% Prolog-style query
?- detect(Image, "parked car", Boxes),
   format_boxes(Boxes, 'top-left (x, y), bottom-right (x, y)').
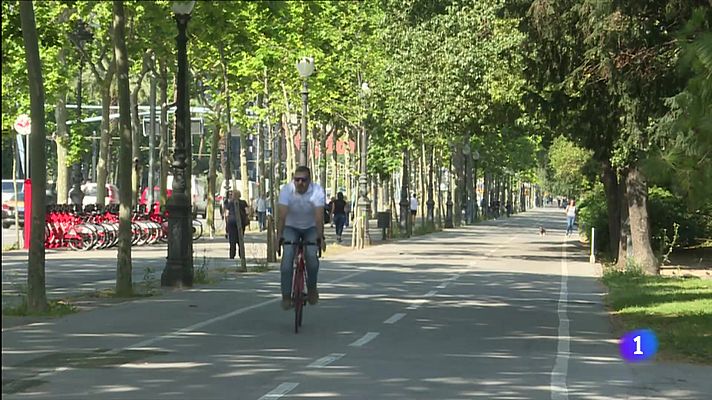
top-left (2, 179), bottom-right (24, 203)
top-left (2, 192), bottom-right (24, 228)
top-left (68, 183), bottom-right (120, 206)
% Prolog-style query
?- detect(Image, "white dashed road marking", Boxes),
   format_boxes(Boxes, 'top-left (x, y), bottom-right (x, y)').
top-left (307, 353), bottom-right (346, 368)
top-left (349, 332), bottom-right (380, 347)
top-left (383, 313), bottom-right (406, 324)
top-left (259, 382), bottom-right (299, 400)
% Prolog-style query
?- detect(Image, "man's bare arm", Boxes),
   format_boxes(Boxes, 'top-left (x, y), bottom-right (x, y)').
top-left (314, 206), bottom-right (324, 240)
top-left (277, 204), bottom-right (288, 239)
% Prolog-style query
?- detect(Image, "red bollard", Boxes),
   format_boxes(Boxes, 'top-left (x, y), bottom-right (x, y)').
top-left (23, 178), bottom-right (31, 249)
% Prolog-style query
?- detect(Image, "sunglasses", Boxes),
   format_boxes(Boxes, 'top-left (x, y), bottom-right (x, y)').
top-left (293, 177), bottom-right (309, 183)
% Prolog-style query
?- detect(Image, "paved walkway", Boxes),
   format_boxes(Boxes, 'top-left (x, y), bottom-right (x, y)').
top-left (2, 208), bottom-right (711, 399)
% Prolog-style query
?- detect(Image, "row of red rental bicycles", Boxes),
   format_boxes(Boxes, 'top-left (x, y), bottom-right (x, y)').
top-left (44, 204), bottom-right (203, 251)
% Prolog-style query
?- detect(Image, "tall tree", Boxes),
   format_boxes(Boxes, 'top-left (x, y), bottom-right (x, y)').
top-left (113, 0), bottom-right (133, 296)
top-left (19, 0), bottom-right (48, 313)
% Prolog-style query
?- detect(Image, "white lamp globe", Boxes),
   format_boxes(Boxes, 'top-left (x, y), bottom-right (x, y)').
top-left (296, 57), bottom-right (315, 78)
top-left (172, 1), bottom-right (195, 15)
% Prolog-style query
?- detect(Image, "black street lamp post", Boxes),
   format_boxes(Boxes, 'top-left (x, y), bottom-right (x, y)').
top-left (399, 150), bottom-right (410, 237)
top-left (445, 156), bottom-right (454, 229)
top-left (68, 20), bottom-right (93, 207)
top-left (296, 57), bottom-right (314, 167)
top-left (162, 0), bottom-right (195, 288)
top-left (462, 139), bottom-right (472, 225)
top-left (426, 150), bottom-right (435, 227)
top-left (357, 81), bottom-right (371, 247)
top-left (472, 149), bottom-right (480, 222)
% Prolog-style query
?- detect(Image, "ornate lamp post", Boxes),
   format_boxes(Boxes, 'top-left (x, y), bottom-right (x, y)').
top-left (162, 0), bottom-right (195, 288)
top-left (472, 149), bottom-right (480, 222)
top-left (296, 57), bottom-right (314, 167)
top-left (445, 143), bottom-right (454, 228)
top-left (462, 140), bottom-right (471, 225)
top-left (357, 81), bottom-right (371, 247)
top-left (68, 20), bottom-right (93, 207)
top-left (426, 150), bottom-right (435, 227)
top-left (399, 150), bottom-right (410, 237)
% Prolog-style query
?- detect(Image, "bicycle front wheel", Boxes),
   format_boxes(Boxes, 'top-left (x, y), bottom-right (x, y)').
top-left (293, 257), bottom-right (306, 334)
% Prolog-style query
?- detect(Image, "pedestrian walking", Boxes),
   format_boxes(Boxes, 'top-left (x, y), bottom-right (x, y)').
top-left (327, 196), bottom-right (336, 228)
top-left (256, 194), bottom-right (267, 232)
top-left (224, 190), bottom-right (249, 259)
top-left (565, 199), bottom-right (577, 237)
top-left (410, 193), bottom-right (418, 224)
top-left (331, 192), bottom-right (347, 243)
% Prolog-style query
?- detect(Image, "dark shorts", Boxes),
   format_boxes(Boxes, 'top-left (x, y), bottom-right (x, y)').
top-left (410, 210), bottom-right (416, 216)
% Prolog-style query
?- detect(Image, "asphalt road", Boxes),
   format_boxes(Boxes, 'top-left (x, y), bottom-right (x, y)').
top-left (2, 208), bottom-right (711, 399)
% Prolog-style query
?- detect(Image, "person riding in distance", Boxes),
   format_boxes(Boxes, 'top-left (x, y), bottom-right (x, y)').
top-left (276, 166), bottom-right (326, 310)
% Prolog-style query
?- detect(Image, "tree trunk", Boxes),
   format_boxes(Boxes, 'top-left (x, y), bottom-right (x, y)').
top-left (319, 124), bottom-right (328, 198)
top-left (239, 125), bottom-right (249, 199)
top-left (601, 161), bottom-right (620, 258)
top-left (206, 121), bottom-right (220, 237)
top-left (158, 61), bottom-right (169, 208)
top-left (625, 166), bottom-right (658, 273)
top-left (331, 128), bottom-right (338, 199)
top-left (344, 130), bottom-right (352, 201)
top-left (20, 0), bottom-right (48, 313)
top-left (55, 91), bottom-right (70, 205)
top-left (95, 77), bottom-right (114, 206)
top-left (55, 47), bottom-right (70, 205)
top-left (130, 55), bottom-right (151, 207)
top-left (280, 83), bottom-right (296, 180)
top-left (113, 0), bottom-right (133, 296)
top-left (617, 174), bottom-right (630, 268)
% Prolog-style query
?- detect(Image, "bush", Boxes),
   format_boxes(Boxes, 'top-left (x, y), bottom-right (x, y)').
top-left (647, 186), bottom-right (705, 249)
top-left (577, 183), bottom-right (610, 253)
top-left (577, 184), bottom-right (710, 259)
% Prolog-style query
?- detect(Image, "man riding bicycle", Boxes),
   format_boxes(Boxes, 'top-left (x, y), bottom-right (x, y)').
top-left (276, 166), bottom-right (326, 310)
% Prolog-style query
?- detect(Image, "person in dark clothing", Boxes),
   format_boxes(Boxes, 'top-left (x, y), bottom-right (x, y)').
top-left (224, 190), bottom-right (249, 259)
top-left (331, 192), bottom-right (348, 243)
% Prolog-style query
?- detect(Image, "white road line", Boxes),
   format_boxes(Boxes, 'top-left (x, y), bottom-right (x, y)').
top-left (116, 270), bottom-right (367, 352)
top-left (551, 238), bottom-right (570, 400)
top-left (349, 332), bottom-right (379, 347)
top-left (436, 282), bottom-right (449, 289)
top-left (406, 303), bottom-right (421, 310)
top-left (383, 313), bottom-right (406, 324)
top-left (425, 290), bottom-right (437, 297)
top-left (307, 353), bottom-right (346, 368)
top-left (259, 382), bottom-right (299, 400)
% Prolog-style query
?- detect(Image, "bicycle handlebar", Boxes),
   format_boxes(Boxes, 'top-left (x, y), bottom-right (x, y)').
top-left (278, 238), bottom-right (323, 258)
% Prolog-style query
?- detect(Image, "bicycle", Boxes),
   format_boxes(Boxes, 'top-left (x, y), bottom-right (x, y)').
top-left (279, 237), bottom-right (322, 334)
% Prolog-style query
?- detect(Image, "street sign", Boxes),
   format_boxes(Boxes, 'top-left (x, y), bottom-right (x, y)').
top-left (14, 114), bottom-right (31, 135)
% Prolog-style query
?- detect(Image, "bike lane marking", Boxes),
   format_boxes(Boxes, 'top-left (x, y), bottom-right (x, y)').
top-left (349, 332), bottom-right (380, 347)
top-left (119, 269), bottom-right (367, 352)
top-left (383, 313), bottom-right (406, 324)
top-left (258, 382), bottom-right (299, 400)
top-left (307, 353), bottom-right (346, 368)
top-left (550, 238), bottom-right (570, 400)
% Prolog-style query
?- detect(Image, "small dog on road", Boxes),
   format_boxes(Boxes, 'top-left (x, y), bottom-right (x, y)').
top-left (539, 226), bottom-right (547, 236)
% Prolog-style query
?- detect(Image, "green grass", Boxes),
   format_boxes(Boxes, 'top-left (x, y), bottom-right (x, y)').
top-left (602, 268), bottom-right (712, 364)
top-left (3, 299), bottom-right (78, 317)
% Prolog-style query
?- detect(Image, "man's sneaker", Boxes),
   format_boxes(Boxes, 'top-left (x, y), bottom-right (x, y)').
top-left (281, 295), bottom-right (293, 310)
top-left (307, 288), bottom-right (319, 305)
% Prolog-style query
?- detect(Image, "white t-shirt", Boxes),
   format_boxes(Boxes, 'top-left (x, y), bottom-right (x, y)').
top-left (410, 197), bottom-right (418, 211)
top-left (278, 182), bottom-right (325, 229)
top-left (566, 205), bottom-right (576, 217)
